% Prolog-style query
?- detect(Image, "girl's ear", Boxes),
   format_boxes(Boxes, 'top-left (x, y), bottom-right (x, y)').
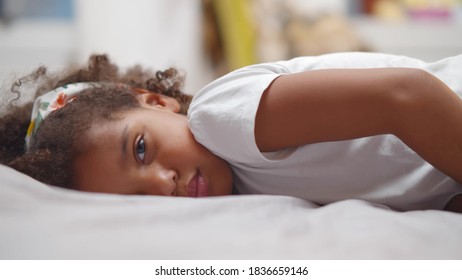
top-left (134, 90), bottom-right (180, 113)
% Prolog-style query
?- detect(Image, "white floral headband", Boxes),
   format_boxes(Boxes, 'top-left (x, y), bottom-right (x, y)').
top-left (25, 82), bottom-right (96, 149)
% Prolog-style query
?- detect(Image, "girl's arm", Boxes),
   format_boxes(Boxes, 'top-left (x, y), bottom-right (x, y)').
top-left (255, 68), bottom-right (462, 185)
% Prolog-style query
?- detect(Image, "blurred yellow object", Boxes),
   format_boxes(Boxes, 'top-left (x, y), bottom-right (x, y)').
top-left (402, 0), bottom-right (456, 9)
top-left (373, 0), bottom-right (406, 20)
top-left (212, 0), bottom-right (256, 70)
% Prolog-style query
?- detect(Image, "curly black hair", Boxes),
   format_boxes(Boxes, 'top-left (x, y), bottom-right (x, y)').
top-left (0, 54), bottom-right (191, 188)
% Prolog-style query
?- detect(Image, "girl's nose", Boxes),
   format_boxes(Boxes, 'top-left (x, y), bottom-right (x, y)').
top-left (142, 166), bottom-right (178, 196)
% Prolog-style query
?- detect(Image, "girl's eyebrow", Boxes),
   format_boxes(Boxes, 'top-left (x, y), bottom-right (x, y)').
top-left (121, 125), bottom-right (130, 166)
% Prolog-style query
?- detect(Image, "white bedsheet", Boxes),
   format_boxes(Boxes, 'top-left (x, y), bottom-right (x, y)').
top-left (1, 164), bottom-right (461, 259)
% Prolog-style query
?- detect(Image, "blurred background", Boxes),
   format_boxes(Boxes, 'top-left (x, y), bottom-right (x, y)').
top-left (1, 0), bottom-right (461, 93)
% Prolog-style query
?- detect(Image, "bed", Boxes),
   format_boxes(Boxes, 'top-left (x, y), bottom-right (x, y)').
top-left (1, 164), bottom-right (461, 259)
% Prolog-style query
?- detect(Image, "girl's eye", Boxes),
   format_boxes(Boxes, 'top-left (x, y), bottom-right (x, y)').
top-left (135, 137), bottom-right (146, 163)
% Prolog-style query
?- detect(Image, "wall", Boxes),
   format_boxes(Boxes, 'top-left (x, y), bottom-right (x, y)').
top-left (75, 0), bottom-right (212, 93)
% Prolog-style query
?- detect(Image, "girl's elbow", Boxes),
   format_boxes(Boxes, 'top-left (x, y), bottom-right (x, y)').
top-left (390, 68), bottom-right (457, 137)
top-left (394, 68), bottom-right (453, 110)
top-left (391, 69), bottom-right (433, 106)
top-left (388, 69), bottom-right (437, 133)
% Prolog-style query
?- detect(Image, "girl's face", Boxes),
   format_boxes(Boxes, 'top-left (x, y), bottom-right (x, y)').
top-left (72, 93), bottom-right (233, 197)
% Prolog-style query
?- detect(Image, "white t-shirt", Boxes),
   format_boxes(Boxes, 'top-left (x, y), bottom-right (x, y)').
top-left (188, 52), bottom-right (462, 211)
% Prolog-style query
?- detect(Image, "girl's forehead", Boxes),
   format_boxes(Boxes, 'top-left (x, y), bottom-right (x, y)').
top-left (84, 108), bottom-right (146, 139)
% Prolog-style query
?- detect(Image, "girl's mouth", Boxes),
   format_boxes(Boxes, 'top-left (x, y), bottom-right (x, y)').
top-left (187, 171), bottom-right (209, 197)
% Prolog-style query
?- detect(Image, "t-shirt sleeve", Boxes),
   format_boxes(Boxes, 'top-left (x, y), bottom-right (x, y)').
top-left (188, 62), bottom-right (290, 164)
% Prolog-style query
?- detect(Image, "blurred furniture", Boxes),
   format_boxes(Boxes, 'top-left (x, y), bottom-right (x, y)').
top-left (352, 17), bottom-right (462, 61)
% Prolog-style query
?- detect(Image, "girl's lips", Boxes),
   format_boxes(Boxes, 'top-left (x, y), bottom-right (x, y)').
top-left (187, 171), bottom-right (209, 197)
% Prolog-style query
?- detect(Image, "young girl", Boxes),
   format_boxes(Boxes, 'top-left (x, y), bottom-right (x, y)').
top-left (1, 53), bottom-right (461, 212)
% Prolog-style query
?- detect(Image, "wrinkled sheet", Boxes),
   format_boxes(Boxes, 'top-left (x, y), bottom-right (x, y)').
top-left (0, 165), bottom-right (461, 259)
